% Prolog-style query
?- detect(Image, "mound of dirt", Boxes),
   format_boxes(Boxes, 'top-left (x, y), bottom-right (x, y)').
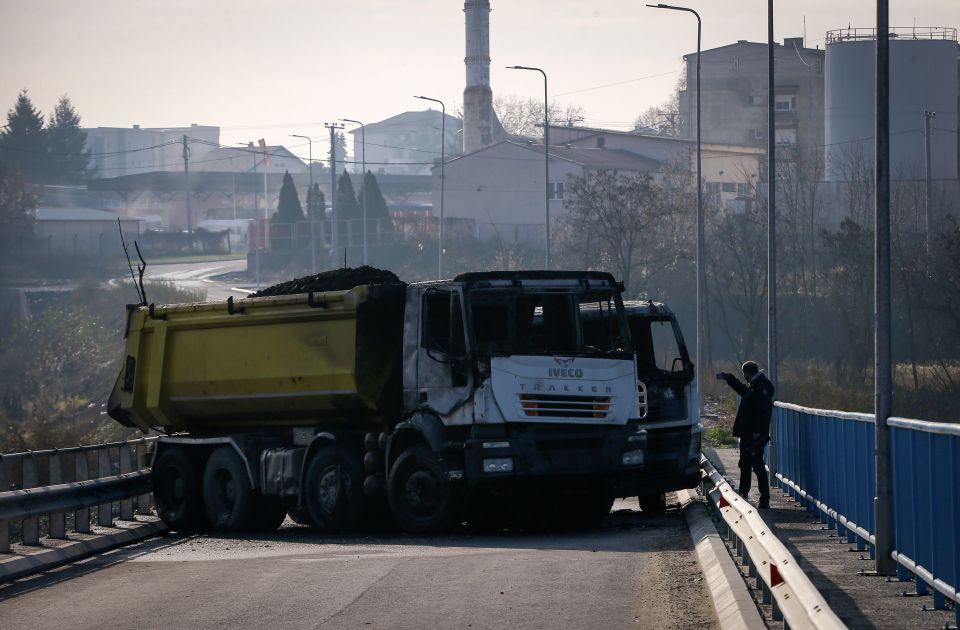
top-left (251, 266), bottom-right (404, 297)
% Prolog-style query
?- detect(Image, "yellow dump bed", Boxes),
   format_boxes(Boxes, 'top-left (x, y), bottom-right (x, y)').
top-left (108, 284), bottom-right (405, 433)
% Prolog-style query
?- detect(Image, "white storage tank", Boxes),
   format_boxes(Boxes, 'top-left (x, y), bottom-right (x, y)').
top-left (824, 27), bottom-right (958, 181)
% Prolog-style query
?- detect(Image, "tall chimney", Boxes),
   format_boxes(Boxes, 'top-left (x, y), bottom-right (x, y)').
top-left (463, 0), bottom-right (494, 154)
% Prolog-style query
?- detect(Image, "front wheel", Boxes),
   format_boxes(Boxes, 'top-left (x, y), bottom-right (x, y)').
top-left (387, 445), bottom-right (459, 535)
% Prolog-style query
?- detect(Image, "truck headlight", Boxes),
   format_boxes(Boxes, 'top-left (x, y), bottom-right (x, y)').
top-left (482, 458), bottom-right (514, 473)
top-left (621, 450), bottom-right (644, 466)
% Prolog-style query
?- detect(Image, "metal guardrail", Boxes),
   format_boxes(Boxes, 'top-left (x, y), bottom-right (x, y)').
top-left (700, 455), bottom-right (845, 629)
top-left (772, 403), bottom-right (960, 627)
top-left (0, 438), bottom-right (156, 552)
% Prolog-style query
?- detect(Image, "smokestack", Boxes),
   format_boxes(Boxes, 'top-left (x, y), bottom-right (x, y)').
top-left (463, 0), bottom-right (494, 154)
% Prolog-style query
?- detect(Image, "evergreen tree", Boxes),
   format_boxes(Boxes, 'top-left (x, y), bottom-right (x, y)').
top-left (46, 95), bottom-right (91, 184)
top-left (0, 90), bottom-right (47, 183)
top-left (270, 171), bottom-right (304, 250)
top-left (0, 163), bottom-right (38, 252)
top-left (305, 182), bottom-right (325, 220)
top-left (336, 170), bottom-right (360, 220)
top-left (358, 170), bottom-right (393, 234)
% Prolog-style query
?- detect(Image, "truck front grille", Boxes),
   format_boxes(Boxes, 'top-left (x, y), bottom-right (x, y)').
top-left (519, 394), bottom-right (612, 419)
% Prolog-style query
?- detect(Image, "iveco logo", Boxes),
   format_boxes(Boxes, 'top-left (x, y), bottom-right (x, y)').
top-left (549, 368), bottom-right (584, 378)
top-left (554, 357), bottom-right (575, 368)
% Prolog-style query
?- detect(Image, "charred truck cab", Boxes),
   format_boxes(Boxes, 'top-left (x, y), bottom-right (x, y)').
top-left (395, 272), bottom-right (647, 528)
top-left (109, 270), bottom-right (669, 535)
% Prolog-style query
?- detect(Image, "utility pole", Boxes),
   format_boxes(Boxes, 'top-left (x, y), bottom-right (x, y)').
top-left (766, 0), bottom-right (778, 479)
top-left (874, 0), bottom-right (895, 576)
top-left (414, 96), bottom-right (446, 279)
top-left (923, 110), bottom-right (936, 254)
top-left (341, 119), bottom-right (367, 265)
top-left (182, 135), bottom-right (192, 233)
top-left (326, 123), bottom-right (345, 260)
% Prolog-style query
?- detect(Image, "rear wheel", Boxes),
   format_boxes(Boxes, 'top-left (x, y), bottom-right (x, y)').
top-left (153, 447), bottom-right (205, 531)
top-left (303, 446), bottom-right (363, 531)
top-left (203, 446), bottom-right (258, 531)
top-left (387, 445), bottom-right (459, 535)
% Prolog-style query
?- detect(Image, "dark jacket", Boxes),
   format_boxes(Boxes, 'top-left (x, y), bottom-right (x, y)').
top-left (724, 372), bottom-right (775, 438)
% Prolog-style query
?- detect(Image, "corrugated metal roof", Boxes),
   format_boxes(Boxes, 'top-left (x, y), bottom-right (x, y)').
top-left (34, 207), bottom-right (143, 222)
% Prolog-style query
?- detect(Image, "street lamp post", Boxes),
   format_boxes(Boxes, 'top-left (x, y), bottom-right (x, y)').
top-left (341, 119), bottom-right (368, 265)
top-left (238, 142), bottom-right (262, 288)
top-left (414, 95), bottom-right (446, 279)
top-left (290, 134), bottom-right (316, 274)
top-left (648, 3), bottom-right (703, 411)
top-left (507, 65), bottom-right (550, 269)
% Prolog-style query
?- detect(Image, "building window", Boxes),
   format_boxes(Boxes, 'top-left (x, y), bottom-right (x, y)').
top-left (548, 182), bottom-right (564, 200)
top-left (733, 58), bottom-right (740, 70)
top-left (737, 183), bottom-right (750, 195)
top-left (815, 59), bottom-right (823, 72)
top-left (706, 182), bottom-right (721, 194)
top-left (775, 128), bottom-right (798, 145)
top-left (722, 182), bottom-right (736, 194)
top-left (753, 129), bottom-right (764, 141)
top-left (775, 94), bottom-right (797, 112)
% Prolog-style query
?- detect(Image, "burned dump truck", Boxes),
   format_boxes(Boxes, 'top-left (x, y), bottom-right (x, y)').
top-left (108, 268), bottom-right (692, 534)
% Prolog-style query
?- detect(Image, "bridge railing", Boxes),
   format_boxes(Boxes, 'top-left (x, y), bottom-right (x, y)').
top-left (772, 403), bottom-right (960, 621)
top-left (0, 437), bottom-right (156, 552)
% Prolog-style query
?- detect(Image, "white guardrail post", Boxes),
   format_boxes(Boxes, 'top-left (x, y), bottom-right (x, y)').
top-left (701, 454), bottom-right (846, 630)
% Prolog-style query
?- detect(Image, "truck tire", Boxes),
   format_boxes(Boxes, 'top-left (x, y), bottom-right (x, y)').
top-left (387, 445), bottom-right (458, 535)
top-left (303, 446), bottom-right (363, 531)
top-left (639, 492), bottom-right (667, 513)
top-left (153, 447), bottom-right (205, 531)
top-left (286, 502), bottom-right (315, 526)
top-left (202, 446), bottom-right (258, 531)
top-left (556, 492), bottom-right (613, 530)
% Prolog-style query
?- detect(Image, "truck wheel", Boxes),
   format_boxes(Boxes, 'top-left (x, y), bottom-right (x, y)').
top-left (387, 445), bottom-right (458, 535)
top-left (559, 493), bottom-right (613, 530)
top-left (203, 446), bottom-right (257, 531)
top-left (153, 447), bottom-right (204, 531)
top-left (286, 502), bottom-right (315, 526)
top-left (304, 446), bottom-right (363, 531)
top-left (639, 492), bottom-right (667, 513)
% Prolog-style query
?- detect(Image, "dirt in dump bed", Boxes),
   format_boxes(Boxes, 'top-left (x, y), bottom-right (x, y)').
top-left (251, 266), bottom-right (404, 297)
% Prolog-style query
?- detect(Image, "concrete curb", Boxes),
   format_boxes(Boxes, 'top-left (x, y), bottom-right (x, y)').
top-left (0, 517), bottom-right (168, 582)
top-left (678, 488), bottom-right (766, 630)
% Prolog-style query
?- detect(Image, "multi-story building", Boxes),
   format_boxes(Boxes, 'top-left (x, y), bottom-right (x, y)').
top-left (349, 110), bottom-right (462, 176)
top-left (678, 38), bottom-right (825, 162)
top-left (83, 124), bottom-right (220, 178)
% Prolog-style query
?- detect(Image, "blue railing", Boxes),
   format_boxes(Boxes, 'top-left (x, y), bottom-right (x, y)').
top-left (772, 402), bottom-right (959, 624)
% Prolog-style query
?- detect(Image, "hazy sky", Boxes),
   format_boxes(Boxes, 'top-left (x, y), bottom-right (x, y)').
top-left (1, 1), bottom-right (955, 162)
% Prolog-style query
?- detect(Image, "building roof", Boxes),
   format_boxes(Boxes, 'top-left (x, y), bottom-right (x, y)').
top-left (34, 207), bottom-right (144, 222)
top-left (191, 145), bottom-right (305, 173)
top-left (357, 109), bottom-right (462, 133)
top-left (439, 139), bottom-right (663, 172)
top-left (686, 38), bottom-right (825, 59)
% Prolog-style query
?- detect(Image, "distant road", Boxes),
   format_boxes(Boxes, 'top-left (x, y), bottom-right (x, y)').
top-left (0, 499), bottom-right (716, 630)
top-left (143, 258), bottom-right (249, 302)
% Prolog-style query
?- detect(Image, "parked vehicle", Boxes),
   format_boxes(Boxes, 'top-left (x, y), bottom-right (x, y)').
top-left (108, 270), bottom-right (696, 534)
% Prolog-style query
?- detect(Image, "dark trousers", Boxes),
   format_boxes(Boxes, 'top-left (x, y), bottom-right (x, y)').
top-left (738, 438), bottom-right (770, 502)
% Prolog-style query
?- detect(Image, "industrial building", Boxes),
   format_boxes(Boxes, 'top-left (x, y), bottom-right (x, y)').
top-left (83, 124), bottom-right (220, 178)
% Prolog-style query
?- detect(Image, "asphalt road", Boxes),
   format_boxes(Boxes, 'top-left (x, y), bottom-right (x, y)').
top-left (0, 498), bottom-right (717, 630)
top-left (142, 258), bottom-right (250, 302)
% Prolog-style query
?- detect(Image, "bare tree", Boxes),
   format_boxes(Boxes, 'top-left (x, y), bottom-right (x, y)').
top-left (561, 169), bottom-right (685, 297)
top-left (493, 94), bottom-right (585, 137)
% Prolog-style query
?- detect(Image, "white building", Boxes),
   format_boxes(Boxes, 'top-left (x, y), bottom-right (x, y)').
top-left (84, 124), bottom-right (220, 178)
top-left (349, 110), bottom-right (462, 176)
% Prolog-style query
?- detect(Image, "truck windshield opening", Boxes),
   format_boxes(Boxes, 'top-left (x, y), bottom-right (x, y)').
top-left (469, 289), bottom-right (628, 356)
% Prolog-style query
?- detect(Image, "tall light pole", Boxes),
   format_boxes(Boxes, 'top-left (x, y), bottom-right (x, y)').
top-left (341, 119), bottom-right (368, 265)
top-left (507, 65), bottom-right (550, 269)
top-left (291, 134), bottom-right (316, 273)
top-left (238, 142), bottom-right (262, 288)
top-left (648, 3), bottom-right (703, 411)
top-left (765, 0), bottom-right (779, 480)
top-left (415, 95), bottom-right (446, 279)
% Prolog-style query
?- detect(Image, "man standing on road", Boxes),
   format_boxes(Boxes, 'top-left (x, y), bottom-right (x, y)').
top-left (718, 361), bottom-right (775, 508)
